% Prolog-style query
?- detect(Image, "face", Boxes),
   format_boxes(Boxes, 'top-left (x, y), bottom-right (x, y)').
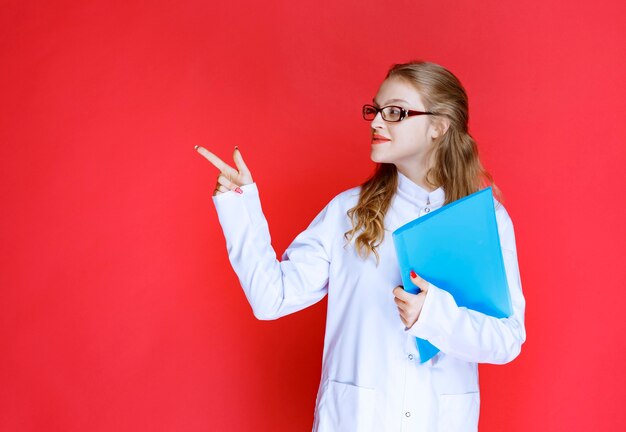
top-left (369, 77), bottom-right (442, 174)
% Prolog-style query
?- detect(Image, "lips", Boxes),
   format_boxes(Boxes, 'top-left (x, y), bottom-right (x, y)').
top-left (372, 134), bottom-right (391, 144)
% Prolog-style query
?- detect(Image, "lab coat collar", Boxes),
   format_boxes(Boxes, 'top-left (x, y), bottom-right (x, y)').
top-left (396, 170), bottom-right (445, 207)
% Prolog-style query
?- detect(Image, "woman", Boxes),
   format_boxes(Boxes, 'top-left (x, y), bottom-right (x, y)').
top-left (195, 61), bottom-right (526, 432)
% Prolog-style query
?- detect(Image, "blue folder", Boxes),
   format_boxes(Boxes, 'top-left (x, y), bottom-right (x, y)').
top-left (392, 187), bottom-right (512, 363)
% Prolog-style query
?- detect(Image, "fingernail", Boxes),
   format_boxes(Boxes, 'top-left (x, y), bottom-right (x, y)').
top-left (235, 187), bottom-right (243, 194)
top-left (410, 270), bottom-right (417, 278)
top-left (194, 145), bottom-right (199, 150)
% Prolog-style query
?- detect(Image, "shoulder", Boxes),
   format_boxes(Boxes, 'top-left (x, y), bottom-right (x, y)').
top-left (305, 185), bottom-right (362, 232)
top-left (333, 185), bottom-right (362, 206)
top-left (297, 185), bottom-right (362, 241)
top-left (322, 185), bottom-right (362, 214)
top-left (494, 198), bottom-right (512, 225)
top-left (493, 197), bottom-right (517, 252)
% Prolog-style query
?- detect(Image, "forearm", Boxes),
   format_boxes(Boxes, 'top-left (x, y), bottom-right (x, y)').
top-left (408, 285), bottom-right (525, 364)
top-left (213, 183), bottom-right (330, 320)
top-left (408, 248), bottom-right (526, 364)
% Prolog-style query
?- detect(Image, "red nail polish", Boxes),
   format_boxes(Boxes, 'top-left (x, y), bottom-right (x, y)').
top-left (235, 187), bottom-right (243, 194)
top-left (410, 270), bottom-right (417, 278)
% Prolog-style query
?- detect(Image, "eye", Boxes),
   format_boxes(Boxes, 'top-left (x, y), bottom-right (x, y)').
top-left (388, 107), bottom-right (402, 116)
top-left (364, 107), bottom-right (376, 115)
top-left (363, 106), bottom-right (379, 118)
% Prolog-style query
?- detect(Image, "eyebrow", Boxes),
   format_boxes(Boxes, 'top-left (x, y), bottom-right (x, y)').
top-left (372, 98), bottom-right (409, 106)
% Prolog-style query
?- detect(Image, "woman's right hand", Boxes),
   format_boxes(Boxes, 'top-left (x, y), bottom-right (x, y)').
top-left (195, 146), bottom-right (253, 196)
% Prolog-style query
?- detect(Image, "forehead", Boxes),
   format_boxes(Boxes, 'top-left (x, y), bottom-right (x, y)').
top-left (374, 77), bottom-right (424, 107)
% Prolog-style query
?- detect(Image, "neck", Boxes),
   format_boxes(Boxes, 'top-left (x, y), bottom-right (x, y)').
top-left (396, 165), bottom-right (436, 192)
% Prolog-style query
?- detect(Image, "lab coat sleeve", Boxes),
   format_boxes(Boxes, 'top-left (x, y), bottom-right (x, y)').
top-left (407, 205), bottom-right (526, 364)
top-left (212, 182), bottom-right (332, 320)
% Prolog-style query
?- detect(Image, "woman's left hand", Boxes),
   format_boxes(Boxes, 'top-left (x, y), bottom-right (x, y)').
top-left (393, 271), bottom-right (430, 329)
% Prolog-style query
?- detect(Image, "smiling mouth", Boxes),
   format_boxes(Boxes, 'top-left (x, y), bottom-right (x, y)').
top-left (372, 136), bottom-right (391, 144)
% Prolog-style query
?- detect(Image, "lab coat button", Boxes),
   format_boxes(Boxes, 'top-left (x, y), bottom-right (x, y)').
top-left (405, 411), bottom-right (411, 417)
top-left (408, 354), bottom-right (414, 360)
top-left (424, 207), bottom-right (430, 213)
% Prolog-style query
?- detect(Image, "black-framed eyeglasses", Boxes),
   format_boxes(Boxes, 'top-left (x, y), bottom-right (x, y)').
top-left (362, 104), bottom-right (437, 122)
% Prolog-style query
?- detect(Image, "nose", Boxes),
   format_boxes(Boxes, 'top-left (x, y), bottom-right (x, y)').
top-left (371, 111), bottom-right (385, 129)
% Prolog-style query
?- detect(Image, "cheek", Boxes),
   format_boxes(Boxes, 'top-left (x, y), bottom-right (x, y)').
top-left (394, 133), bottom-right (420, 151)
top-left (393, 129), bottom-right (422, 149)
top-left (396, 123), bottom-right (425, 141)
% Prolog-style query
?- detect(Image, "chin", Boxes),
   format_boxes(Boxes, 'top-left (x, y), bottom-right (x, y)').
top-left (370, 152), bottom-right (391, 164)
top-left (370, 149), bottom-right (383, 163)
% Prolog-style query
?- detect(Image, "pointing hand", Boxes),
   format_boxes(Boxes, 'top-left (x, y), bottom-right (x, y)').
top-left (195, 146), bottom-right (253, 196)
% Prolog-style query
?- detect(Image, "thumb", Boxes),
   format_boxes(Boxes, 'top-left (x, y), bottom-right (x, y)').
top-left (410, 270), bottom-right (429, 293)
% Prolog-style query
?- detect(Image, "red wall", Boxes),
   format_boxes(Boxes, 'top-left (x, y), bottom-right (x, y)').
top-left (2, 0), bottom-right (625, 430)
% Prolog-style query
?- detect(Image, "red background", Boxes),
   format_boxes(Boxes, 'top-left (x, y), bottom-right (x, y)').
top-left (1, 0), bottom-right (625, 430)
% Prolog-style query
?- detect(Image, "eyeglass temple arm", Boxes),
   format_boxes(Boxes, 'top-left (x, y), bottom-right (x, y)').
top-left (406, 109), bottom-right (437, 117)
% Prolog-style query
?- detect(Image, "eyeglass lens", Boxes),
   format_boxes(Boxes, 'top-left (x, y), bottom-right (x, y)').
top-left (362, 105), bottom-right (403, 122)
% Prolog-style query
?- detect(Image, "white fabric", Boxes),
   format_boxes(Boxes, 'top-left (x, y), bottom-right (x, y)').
top-left (212, 171), bottom-right (526, 432)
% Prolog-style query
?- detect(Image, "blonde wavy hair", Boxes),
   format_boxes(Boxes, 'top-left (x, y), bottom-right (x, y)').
top-left (344, 61), bottom-right (498, 265)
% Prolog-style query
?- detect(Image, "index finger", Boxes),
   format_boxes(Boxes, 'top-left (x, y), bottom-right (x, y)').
top-left (195, 146), bottom-right (237, 175)
top-left (393, 286), bottom-right (411, 301)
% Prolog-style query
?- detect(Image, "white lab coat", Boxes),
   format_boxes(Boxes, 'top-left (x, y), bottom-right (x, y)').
top-left (212, 171), bottom-right (526, 432)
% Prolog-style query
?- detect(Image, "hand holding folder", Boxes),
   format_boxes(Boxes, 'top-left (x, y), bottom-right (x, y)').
top-left (392, 187), bottom-right (513, 363)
